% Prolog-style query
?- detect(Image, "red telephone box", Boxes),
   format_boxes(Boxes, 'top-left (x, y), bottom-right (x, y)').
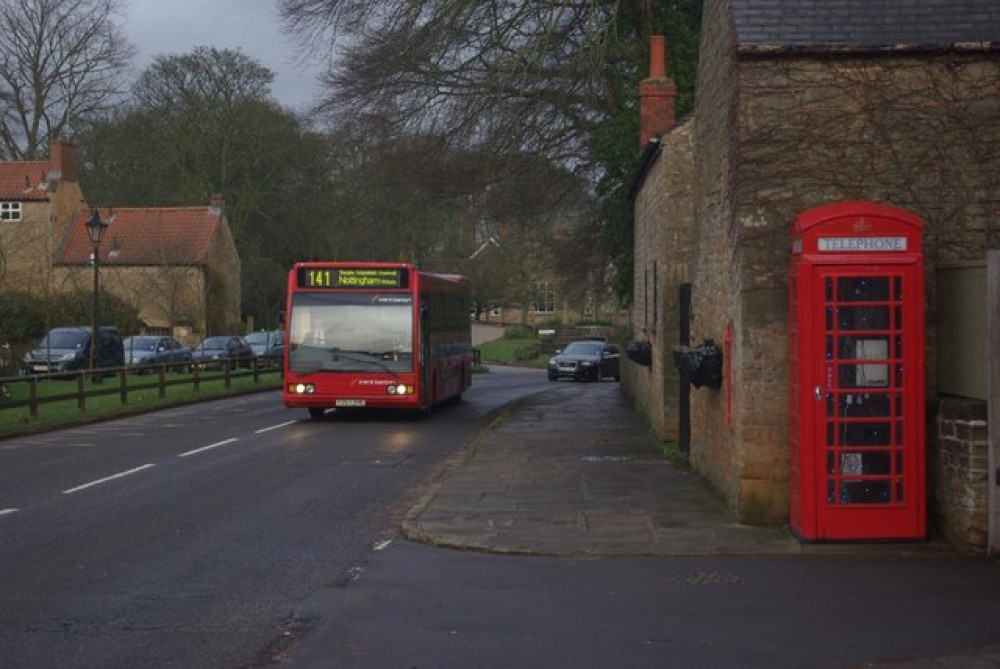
top-left (789, 201), bottom-right (925, 540)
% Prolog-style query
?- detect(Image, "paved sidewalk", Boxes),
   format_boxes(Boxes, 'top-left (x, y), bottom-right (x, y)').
top-left (402, 379), bottom-right (946, 558)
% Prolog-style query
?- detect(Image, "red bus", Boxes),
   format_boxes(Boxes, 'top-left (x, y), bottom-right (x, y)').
top-left (282, 261), bottom-right (473, 417)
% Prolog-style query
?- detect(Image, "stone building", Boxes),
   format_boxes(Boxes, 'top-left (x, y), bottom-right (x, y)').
top-left (623, 1), bottom-right (1000, 553)
top-left (0, 141), bottom-right (241, 341)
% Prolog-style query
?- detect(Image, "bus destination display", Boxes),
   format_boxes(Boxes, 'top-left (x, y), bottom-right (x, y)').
top-left (298, 266), bottom-right (408, 289)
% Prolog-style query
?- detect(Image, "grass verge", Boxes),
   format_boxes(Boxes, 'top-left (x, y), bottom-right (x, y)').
top-left (0, 371), bottom-right (282, 438)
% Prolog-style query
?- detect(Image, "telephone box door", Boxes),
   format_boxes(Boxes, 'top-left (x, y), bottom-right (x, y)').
top-left (790, 202), bottom-right (925, 540)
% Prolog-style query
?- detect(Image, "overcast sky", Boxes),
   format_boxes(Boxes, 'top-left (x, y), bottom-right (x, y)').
top-left (124, 0), bottom-right (324, 109)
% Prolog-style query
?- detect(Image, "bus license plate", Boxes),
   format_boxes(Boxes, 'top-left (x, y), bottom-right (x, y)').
top-left (336, 399), bottom-right (366, 407)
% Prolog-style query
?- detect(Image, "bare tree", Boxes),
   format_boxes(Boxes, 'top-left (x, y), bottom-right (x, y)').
top-left (0, 0), bottom-right (134, 159)
top-left (279, 0), bottom-right (645, 173)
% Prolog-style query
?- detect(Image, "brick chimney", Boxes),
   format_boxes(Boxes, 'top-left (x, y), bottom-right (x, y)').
top-left (639, 35), bottom-right (677, 147)
top-left (48, 139), bottom-right (77, 182)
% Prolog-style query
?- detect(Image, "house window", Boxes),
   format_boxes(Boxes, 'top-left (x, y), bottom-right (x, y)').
top-left (1, 202), bottom-right (21, 221)
top-left (533, 281), bottom-right (555, 314)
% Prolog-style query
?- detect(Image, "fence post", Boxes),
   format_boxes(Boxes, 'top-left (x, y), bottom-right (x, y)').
top-left (29, 376), bottom-right (38, 420)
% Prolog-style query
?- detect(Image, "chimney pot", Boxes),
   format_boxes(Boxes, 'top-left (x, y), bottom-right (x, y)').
top-left (638, 35), bottom-right (676, 147)
top-left (650, 35), bottom-right (666, 78)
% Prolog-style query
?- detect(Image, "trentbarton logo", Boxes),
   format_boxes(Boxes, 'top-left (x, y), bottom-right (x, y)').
top-left (351, 379), bottom-right (393, 387)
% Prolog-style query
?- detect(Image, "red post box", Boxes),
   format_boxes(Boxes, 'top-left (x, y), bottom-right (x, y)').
top-left (789, 201), bottom-right (925, 540)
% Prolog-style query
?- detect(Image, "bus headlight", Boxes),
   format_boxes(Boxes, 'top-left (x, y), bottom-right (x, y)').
top-left (387, 384), bottom-right (412, 395)
top-left (289, 383), bottom-right (315, 395)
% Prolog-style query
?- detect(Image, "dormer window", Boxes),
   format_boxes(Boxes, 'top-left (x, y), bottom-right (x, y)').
top-left (1, 202), bottom-right (21, 221)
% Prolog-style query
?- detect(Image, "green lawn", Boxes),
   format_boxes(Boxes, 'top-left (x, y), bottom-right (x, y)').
top-left (477, 337), bottom-right (550, 369)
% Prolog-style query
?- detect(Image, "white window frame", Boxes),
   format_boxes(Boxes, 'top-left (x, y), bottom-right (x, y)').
top-left (533, 281), bottom-right (555, 314)
top-left (1, 202), bottom-right (22, 221)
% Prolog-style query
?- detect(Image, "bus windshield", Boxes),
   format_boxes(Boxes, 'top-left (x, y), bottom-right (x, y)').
top-left (287, 292), bottom-right (414, 374)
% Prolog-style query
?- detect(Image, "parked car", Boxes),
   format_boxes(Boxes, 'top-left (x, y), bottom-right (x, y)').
top-left (243, 330), bottom-right (285, 368)
top-left (23, 326), bottom-right (124, 376)
top-left (191, 336), bottom-right (254, 371)
top-left (547, 340), bottom-right (621, 382)
top-left (123, 335), bottom-right (193, 373)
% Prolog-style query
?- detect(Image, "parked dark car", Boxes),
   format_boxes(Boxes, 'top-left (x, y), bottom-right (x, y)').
top-left (23, 326), bottom-right (124, 376)
top-left (243, 330), bottom-right (284, 368)
top-left (191, 336), bottom-right (254, 371)
top-left (123, 335), bottom-right (193, 373)
top-left (547, 340), bottom-right (621, 382)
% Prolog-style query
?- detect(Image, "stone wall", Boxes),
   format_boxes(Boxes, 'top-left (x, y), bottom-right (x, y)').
top-left (623, 121), bottom-right (695, 441)
top-left (934, 399), bottom-right (989, 553)
top-left (689, 0), bottom-right (741, 510)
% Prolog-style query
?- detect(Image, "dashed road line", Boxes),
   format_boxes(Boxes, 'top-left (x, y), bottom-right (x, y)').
top-left (255, 421), bottom-right (296, 434)
top-left (0, 508), bottom-right (19, 517)
top-left (62, 464), bottom-right (156, 495)
top-left (178, 438), bottom-right (239, 458)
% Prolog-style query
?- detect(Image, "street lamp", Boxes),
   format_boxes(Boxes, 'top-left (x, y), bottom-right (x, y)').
top-left (85, 208), bottom-right (109, 379)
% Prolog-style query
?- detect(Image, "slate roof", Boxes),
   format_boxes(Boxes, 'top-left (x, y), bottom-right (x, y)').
top-left (58, 206), bottom-right (225, 267)
top-left (0, 161), bottom-right (53, 201)
top-left (732, 0), bottom-right (1000, 52)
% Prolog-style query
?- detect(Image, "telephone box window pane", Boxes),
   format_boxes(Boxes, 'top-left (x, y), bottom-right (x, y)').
top-left (827, 423), bottom-right (836, 446)
top-left (837, 277), bottom-right (890, 302)
top-left (826, 335), bottom-right (834, 360)
top-left (839, 450), bottom-right (892, 475)
top-left (895, 481), bottom-right (905, 502)
top-left (838, 305), bottom-right (890, 330)
top-left (825, 278), bottom-right (833, 302)
top-left (826, 307), bottom-right (834, 331)
top-left (841, 481), bottom-right (891, 504)
top-left (839, 393), bottom-right (891, 418)
top-left (894, 306), bottom-right (902, 329)
top-left (894, 334), bottom-right (903, 358)
top-left (841, 421), bottom-right (892, 445)
top-left (894, 276), bottom-right (903, 301)
top-left (895, 451), bottom-right (905, 475)
top-left (895, 364), bottom-right (904, 388)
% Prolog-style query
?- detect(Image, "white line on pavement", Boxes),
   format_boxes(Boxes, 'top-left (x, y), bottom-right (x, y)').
top-left (62, 464), bottom-right (156, 495)
top-left (178, 438), bottom-right (238, 458)
top-left (254, 421), bottom-right (296, 434)
top-left (0, 508), bottom-right (19, 516)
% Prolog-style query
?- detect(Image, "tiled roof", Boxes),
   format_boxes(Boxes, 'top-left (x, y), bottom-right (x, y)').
top-left (58, 206), bottom-right (225, 267)
top-left (732, 0), bottom-right (1000, 51)
top-left (0, 161), bottom-right (52, 201)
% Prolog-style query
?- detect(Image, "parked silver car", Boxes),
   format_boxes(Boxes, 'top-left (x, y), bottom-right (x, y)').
top-left (123, 335), bottom-right (193, 373)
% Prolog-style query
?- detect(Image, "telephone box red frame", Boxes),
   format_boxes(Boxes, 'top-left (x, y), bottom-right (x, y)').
top-left (789, 201), bottom-right (925, 540)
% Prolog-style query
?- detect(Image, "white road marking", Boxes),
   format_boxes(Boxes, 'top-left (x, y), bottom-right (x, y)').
top-left (254, 421), bottom-right (296, 434)
top-left (178, 438), bottom-right (238, 458)
top-left (373, 539), bottom-right (393, 551)
top-left (62, 464), bottom-right (156, 495)
top-left (0, 508), bottom-right (19, 516)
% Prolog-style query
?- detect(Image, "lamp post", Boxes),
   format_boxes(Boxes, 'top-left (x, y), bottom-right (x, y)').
top-left (85, 209), bottom-right (109, 379)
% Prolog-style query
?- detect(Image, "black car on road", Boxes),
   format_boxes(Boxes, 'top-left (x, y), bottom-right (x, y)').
top-left (547, 340), bottom-right (621, 382)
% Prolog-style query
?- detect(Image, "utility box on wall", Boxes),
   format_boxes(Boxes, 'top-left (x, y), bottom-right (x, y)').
top-left (789, 201), bottom-right (926, 541)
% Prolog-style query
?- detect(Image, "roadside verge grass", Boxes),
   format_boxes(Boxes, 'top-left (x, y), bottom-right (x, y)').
top-left (0, 371), bottom-right (281, 438)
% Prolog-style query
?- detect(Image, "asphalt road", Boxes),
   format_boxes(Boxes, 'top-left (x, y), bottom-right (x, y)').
top-left (0, 366), bottom-right (551, 668)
